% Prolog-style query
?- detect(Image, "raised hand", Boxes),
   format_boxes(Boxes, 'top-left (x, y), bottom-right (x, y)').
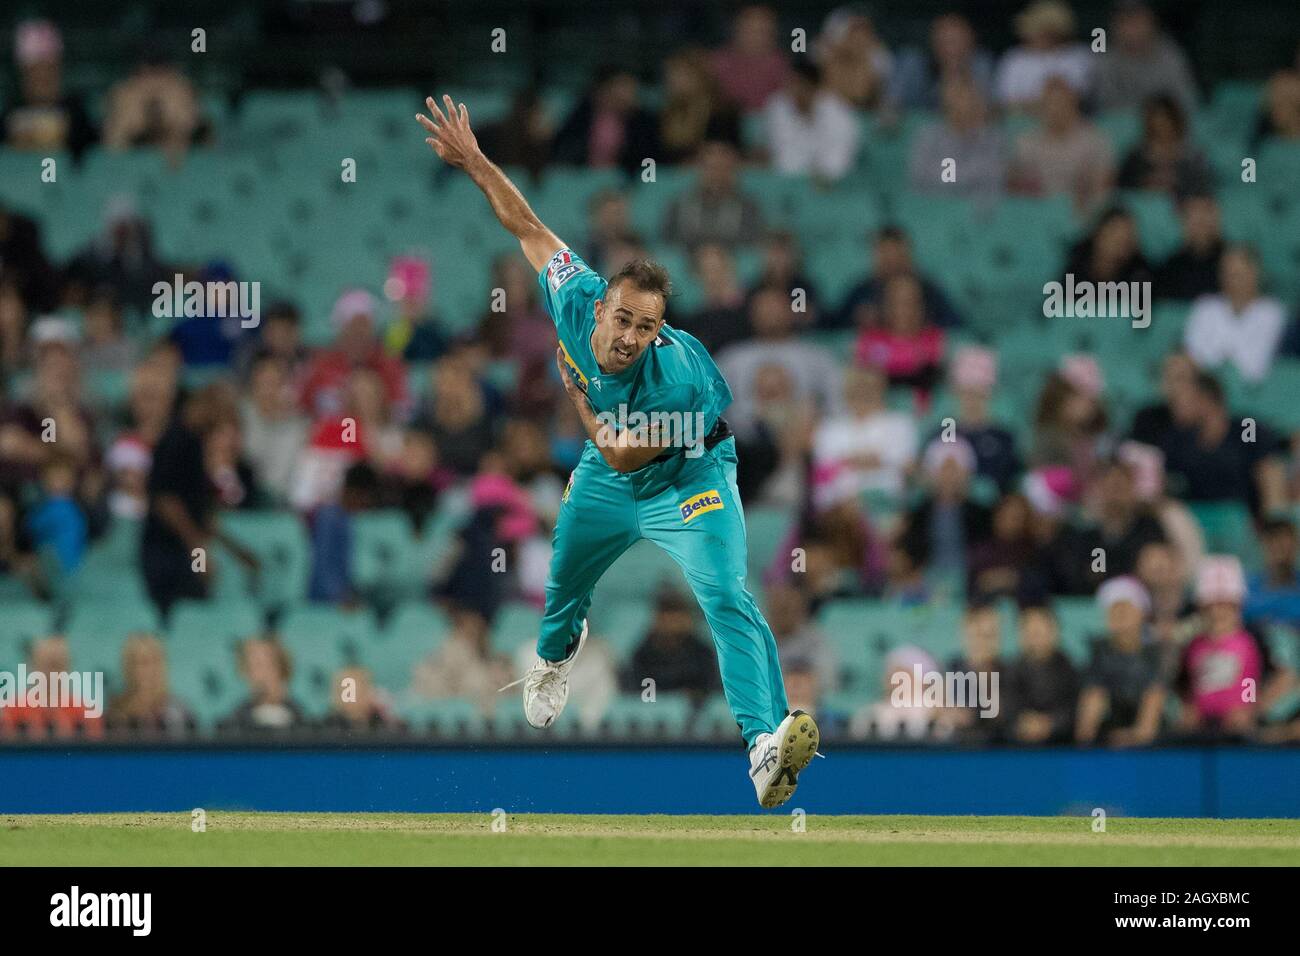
top-left (416, 94), bottom-right (480, 169)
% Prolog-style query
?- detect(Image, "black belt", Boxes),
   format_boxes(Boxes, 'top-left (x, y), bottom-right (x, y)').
top-left (651, 416), bottom-right (732, 464)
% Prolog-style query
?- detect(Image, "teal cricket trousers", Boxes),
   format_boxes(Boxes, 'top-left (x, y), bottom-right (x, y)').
top-left (539, 435), bottom-right (788, 747)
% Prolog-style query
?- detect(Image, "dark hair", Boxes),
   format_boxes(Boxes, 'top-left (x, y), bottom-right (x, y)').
top-left (1191, 369), bottom-right (1224, 405)
top-left (609, 258), bottom-right (673, 301)
top-left (1261, 516), bottom-right (1296, 538)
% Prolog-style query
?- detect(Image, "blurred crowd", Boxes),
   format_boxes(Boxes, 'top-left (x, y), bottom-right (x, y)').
top-left (2, 2), bottom-right (1300, 744)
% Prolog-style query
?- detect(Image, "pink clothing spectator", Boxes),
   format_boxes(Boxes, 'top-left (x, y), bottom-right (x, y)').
top-left (711, 50), bottom-right (789, 112)
top-left (1180, 630), bottom-right (1262, 721)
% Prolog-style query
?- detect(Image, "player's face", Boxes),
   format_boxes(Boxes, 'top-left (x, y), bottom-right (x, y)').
top-left (593, 282), bottom-right (664, 372)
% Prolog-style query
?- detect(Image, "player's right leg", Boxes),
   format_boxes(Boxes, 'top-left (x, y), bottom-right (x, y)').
top-left (514, 447), bottom-right (639, 728)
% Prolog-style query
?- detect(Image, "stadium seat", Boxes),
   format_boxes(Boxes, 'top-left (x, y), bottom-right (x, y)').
top-left (0, 603), bottom-right (56, 670)
top-left (217, 510), bottom-right (311, 610)
top-left (600, 692), bottom-right (693, 739)
top-left (373, 601), bottom-right (451, 690)
top-left (278, 606), bottom-right (379, 716)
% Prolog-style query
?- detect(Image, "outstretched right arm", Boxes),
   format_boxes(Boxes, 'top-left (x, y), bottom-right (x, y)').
top-left (417, 95), bottom-right (564, 272)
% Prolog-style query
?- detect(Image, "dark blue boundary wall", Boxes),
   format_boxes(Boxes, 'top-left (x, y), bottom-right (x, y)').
top-left (1, 746), bottom-right (1298, 817)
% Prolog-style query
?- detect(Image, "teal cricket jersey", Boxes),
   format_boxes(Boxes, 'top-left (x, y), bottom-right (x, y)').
top-left (539, 248), bottom-right (733, 493)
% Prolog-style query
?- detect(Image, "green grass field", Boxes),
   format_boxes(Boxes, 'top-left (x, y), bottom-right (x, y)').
top-left (3, 813), bottom-right (1299, 865)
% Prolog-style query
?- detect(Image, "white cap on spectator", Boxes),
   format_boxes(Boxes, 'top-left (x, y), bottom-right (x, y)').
top-left (951, 346), bottom-right (998, 393)
top-left (29, 315), bottom-right (80, 348)
top-left (108, 436), bottom-right (152, 473)
top-left (884, 644), bottom-right (938, 677)
top-left (922, 435), bottom-right (976, 479)
top-left (16, 19), bottom-right (62, 66)
top-left (331, 289), bottom-right (377, 330)
top-left (1196, 556), bottom-right (1246, 605)
top-left (1097, 575), bottom-right (1151, 615)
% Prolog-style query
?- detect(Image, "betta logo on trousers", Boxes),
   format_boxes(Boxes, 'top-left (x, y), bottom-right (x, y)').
top-left (679, 489), bottom-right (723, 523)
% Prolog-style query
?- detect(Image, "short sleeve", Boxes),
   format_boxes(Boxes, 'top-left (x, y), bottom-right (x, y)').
top-left (537, 249), bottom-right (605, 334)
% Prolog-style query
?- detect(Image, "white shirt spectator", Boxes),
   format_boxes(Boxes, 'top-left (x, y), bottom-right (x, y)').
top-left (1183, 294), bottom-right (1286, 384)
top-left (717, 340), bottom-right (843, 437)
top-left (765, 89), bottom-right (861, 180)
top-left (813, 407), bottom-right (918, 497)
top-left (994, 45), bottom-right (1093, 106)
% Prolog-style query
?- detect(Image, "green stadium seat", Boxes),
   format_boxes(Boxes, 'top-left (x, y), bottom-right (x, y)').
top-left (589, 597), bottom-right (653, 665)
top-left (489, 601), bottom-right (543, 657)
top-left (278, 606), bottom-right (379, 716)
top-left (351, 509), bottom-right (423, 603)
top-left (599, 691), bottom-right (693, 738)
top-left (64, 597), bottom-right (164, 686)
top-left (217, 510), bottom-right (310, 609)
top-left (374, 601), bottom-right (451, 690)
top-left (0, 603), bottom-right (56, 669)
top-left (1053, 597), bottom-right (1102, 664)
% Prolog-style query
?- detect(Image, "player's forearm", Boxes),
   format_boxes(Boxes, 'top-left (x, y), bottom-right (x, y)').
top-left (463, 153), bottom-right (546, 242)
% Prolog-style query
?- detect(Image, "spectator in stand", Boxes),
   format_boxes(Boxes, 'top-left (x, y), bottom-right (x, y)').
top-left (219, 638), bottom-right (306, 734)
top-left (854, 274), bottom-right (946, 399)
top-left (1005, 603), bottom-right (1079, 744)
top-left (301, 290), bottom-right (409, 420)
top-left (0, 317), bottom-right (98, 490)
top-left (1156, 370), bottom-right (1288, 516)
top-left (25, 455), bottom-right (87, 578)
top-left (717, 285), bottom-right (842, 439)
top-left (764, 56), bottom-right (860, 183)
top-left (237, 300), bottom-right (310, 385)
top-left (168, 262), bottom-right (256, 368)
top-left (379, 429), bottom-right (451, 534)
top-left (815, 5), bottom-right (893, 110)
top-left (582, 190), bottom-right (635, 276)
top-left (101, 54), bottom-right (205, 161)
top-left (1, 20), bottom-right (95, 161)
top-left (413, 353), bottom-right (498, 477)
top-left (1050, 456), bottom-right (1167, 595)
top-left (1128, 351), bottom-right (1197, 446)
top-left (1184, 245), bottom-right (1286, 385)
top-left (1175, 557), bottom-right (1267, 738)
top-left (747, 230), bottom-right (821, 327)
top-left (675, 244), bottom-right (750, 354)
top-left (410, 607), bottom-right (512, 716)
top-left (1251, 67), bottom-right (1300, 147)
top-left (943, 601), bottom-right (1006, 743)
top-left (1030, 356), bottom-right (1109, 483)
top-left (887, 12), bottom-right (995, 112)
top-left (105, 633), bottom-right (195, 737)
top-left (80, 286), bottom-right (138, 374)
top-left (896, 437), bottom-right (993, 583)
top-left (833, 226), bottom-right (965, 331)
top-left (1117, 440), bottom-right (1205, 580)
top-left (322, 666), bottom-right (401, 734)
top-left (476, 254), bottom-right (555, 414)
top-left (306, 461), bottom-right (377, 604)
top-left (382, 255), bottom-right (447, 363)
top-left (766, 582), bottom-right (839, 694)
top-left (812, 364), bottom-right (918, 501)
top-left (658, 49), bottom-right (741, 165)
top-left (1063, 206), bottom-right (1154, 291)
top-left (475, 87), bottom-right (554, 184)
top-left (852, 645), bottom-right (950, 741)
top-left (730, 362), bottom-right (814, 508)
top-left (929, 346), bottom-right (1021, 492)
top-left (1009, 77), bottom-right (1115, 214)
top-left (994, 0), bottom-right (1093, 109)
top-left (1076, 576), bottom-right (1167, 747)
top-left (142, 385), bottom-right (258, 618)
top-left (710, 5), bottom-right (790, 113)
top-left (1245, 518), bottom-right (1300, 631)
top-left (1155, 194), bottom-right (1226, 301)
top-left (240, 354), bottom-right (309, 506)
top-left (767, 479), bottom-right (887, 610)
top-left (661, 140), bottom-right (765, 251)
top-left (1095, 1), bottom-right (1199, 113)
top-left (63, 197), bottom-right (171, 314)
top-left (0, 635), bottom-right (104, 741)
top-left (908, 78), bottom-right (1007, 197)
top-left (551, 66), bottom-right (658, 176)
top-left (1118, 94), bottom-right (1214, 198)
top-left (1135, 540), bottom-right (1196, 652)
top-left (624, 587), bottom-right (718, 702)
top-left (967, 493), bottom-right (1043, 603)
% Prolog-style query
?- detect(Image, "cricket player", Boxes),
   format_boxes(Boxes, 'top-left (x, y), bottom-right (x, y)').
top-left (417, 96), bottom-right (817, 806)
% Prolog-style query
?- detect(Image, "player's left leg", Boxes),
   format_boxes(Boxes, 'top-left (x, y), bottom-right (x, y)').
top-left (640, 437), bottom-right (818, 807)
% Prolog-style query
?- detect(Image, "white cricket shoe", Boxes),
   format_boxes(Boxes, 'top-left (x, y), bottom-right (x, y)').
top-left (749, 710), bottom-right (819, 808)
top-left (505, 619), bottom-right (588, 729)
